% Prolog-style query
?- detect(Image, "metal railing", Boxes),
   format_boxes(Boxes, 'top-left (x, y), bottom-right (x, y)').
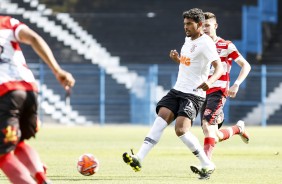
top-left (29, 63), bottom-right (282, 126)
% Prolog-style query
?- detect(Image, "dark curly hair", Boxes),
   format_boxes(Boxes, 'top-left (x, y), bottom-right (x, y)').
top-left (183, 8), bottom-right (205, 23)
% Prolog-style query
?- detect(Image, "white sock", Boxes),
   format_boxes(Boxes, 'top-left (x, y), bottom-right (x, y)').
top-left (136, 117), bottom-right (167, 161)
top-left (179, 132), bottom-right (213, 167)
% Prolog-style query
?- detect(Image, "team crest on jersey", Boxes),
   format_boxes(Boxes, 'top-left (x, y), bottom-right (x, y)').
top-left (217, 48), bottom-right (222, 54)
top-left (190, 44), bottom-right (197, 52)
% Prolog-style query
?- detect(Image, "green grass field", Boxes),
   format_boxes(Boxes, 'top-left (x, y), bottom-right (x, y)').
top-left (0, 124), bottom-right (281, 184)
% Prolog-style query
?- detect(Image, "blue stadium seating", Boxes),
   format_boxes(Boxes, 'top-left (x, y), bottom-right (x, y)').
top-left (7, 0), bottom-right (282, 125)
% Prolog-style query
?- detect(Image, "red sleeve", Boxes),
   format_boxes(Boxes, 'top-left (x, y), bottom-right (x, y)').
top-left (226, 41), bottom-right (240, 61)
top-left (229, 51), bottom-right (240, 61)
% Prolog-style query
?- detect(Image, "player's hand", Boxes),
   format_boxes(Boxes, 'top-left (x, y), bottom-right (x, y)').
top-left (169, 49), bottom-right (180, 62)
top-left (197, 81), bottom-right (211, 91)
top-left (227, 84), bottom-right (239, 98)
top-left (55, 69), bottom-right (75, 91)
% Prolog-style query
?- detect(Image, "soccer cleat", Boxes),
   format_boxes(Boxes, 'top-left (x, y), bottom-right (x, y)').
top-left (122, 150), bottom-right (141, 172)
top-left (236, 120), bottom-right (250, 144)
top-left (190, 165), bottom-right (215, 180)
top-left (190, 165), bottom-right (201, 175)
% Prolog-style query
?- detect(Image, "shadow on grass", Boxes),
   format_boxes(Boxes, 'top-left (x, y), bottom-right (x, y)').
top-left (49, 174), bottom-right (195, 181)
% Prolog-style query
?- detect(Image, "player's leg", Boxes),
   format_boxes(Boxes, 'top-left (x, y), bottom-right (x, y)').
top-left (176, 116), bottom-right (214, 166)
top-left (123, 90), bottom-right (177, 172)
top-left (175, 96), bottom-right (215, 179)
top-left (0, 153), bottom-right (36, 184)
top-left (14, 141), bottom-right (50, 184)
top-left (123, 107), bottom-right (173, 171)
top-left (202, 91), bottom-right (226, 159)
top-left (14, 91), bottom-right (51, 184)
top-left (176, 117), bottom-right (215, 180)
top-left (202, 120), bottom-right (218, 159)
top-left (199, 100), bottom-right (217, 159)
top-left (217, 120), bottom-right (249, 144)
top-left (0, 91), bottom-right (36, 183)
top-left (123, 110), bottom-right (172, 172)
top-left (136, 107), bottom-right (174, 160)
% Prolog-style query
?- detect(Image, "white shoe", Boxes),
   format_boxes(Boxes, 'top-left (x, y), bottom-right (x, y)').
top-left (236, 120), bottom-right (250, 144)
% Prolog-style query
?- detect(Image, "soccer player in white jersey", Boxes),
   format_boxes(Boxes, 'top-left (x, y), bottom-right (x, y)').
top-left (123, 8), bottom-right (223, 179)
top-left (0, 16), bottom-right (75, 184)
top-left (190, 12), bottom-right (251, 177)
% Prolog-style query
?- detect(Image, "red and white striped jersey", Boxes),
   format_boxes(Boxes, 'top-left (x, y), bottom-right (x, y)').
top-left (207, 37), bottom-right (240, 96)
top-left (0, 16), bottom-right (37, 96)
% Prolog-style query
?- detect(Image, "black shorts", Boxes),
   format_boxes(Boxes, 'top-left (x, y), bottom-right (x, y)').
top-left (201, 90), bottom-right (226, 126)
top-left (0, 90), bottom-right (39, 154)
top-left (156, 89), bottom-right (205, 121)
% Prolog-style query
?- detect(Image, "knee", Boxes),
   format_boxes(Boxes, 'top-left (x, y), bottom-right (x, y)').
top-left (175, 127), bottom-right (187, 137)
top-left (158, 108), bottom-right (174, 124)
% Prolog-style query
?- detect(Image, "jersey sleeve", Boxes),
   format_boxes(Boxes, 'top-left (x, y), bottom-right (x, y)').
top-left (227, 42), bottom-right (240, 61)
top-left (9, 18), bottom-right (28, 41)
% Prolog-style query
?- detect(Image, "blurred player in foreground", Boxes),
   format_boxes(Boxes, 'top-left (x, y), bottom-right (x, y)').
top-left (0, 15), bottom-right (75, 184)
top-left (190, 12), bottom-right (251, 178)
top-left (123, 8), bottom-right (223, 179)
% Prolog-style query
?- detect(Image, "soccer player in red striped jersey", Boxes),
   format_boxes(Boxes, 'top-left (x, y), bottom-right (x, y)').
top-left (202, 12), bottom-right (251, 159)
top-left (0, 16), bottom-right (75, 184)
top-left (191, 11), bottom-right (251, 177)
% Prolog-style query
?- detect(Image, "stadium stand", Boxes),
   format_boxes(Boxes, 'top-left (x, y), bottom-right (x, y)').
top-left (261, 0), bottom-right (282, 64)
top-left (35, 63), bottom-right (131, 124)
top-left (68, 0), bottom-right (257, 65)
top-left (2, 0), bottom-right (281, 125)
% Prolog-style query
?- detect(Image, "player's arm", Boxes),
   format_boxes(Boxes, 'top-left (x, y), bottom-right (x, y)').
top-left (228, 56), bottom-right (251, 98)
top-left (169, 49), bottom-right (180, 63)
top-left (198, 59), bottom-right (223, 91)
top-left (17, 26), bottom-right (75, 90)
